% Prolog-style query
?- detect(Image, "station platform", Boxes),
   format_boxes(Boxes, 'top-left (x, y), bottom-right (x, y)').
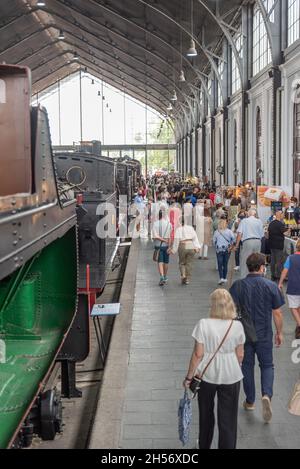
top-left (89, 238), bottom-right (300, 450)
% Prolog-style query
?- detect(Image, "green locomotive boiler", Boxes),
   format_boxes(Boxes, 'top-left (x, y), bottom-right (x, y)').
top-left (0, 65), bottom-right (78, 448)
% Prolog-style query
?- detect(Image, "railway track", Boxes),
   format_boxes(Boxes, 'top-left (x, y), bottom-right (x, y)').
top-left (31, 243), bottom-right (130, 449)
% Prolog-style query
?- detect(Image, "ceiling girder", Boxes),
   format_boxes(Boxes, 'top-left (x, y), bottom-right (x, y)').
top-left (32, 60), bottom-right (168, 117)
top-left (52, 0), bottom-right (213, 105)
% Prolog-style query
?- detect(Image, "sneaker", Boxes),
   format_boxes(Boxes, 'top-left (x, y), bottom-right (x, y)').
top-left (184, 278), bottom-right (190, 285)
top-left (181, 277), bottom-right (187, 285)
top-left (218, 279), bottom-right (224, 285)
top-left (159, 277), bottom-right (165, 286)
top-left (164, 276), bottom-right (168, 283)
top-left (234, 266), bottom-right (240, 271)
top-left (262, 395), bottom-right (272, 423)
top-left (243, 400), bottom-right (255, 411)
top-left (222, 279), bottom-right (228, 283)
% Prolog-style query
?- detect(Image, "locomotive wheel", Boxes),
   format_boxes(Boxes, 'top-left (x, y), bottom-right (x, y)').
top-left (40, 389), bottom-right (63, 441)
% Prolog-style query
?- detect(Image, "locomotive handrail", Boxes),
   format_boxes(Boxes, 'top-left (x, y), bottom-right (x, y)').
top-left (0, 201), bottom-right (58, 225)
top-left (0, 199), bottom-right (76, 225)
top-left (0, 214), bottom-right (77, 265)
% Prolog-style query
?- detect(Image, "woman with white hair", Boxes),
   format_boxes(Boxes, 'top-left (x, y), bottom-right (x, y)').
top-left (235, 208), bottom-right (264, 279)
top-left (183, 289), bottom-right (245, 449)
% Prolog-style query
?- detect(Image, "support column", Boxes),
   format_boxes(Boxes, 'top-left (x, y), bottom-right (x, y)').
top-left (241, 4), bottom-right (251, 183)
top-left (79, 69), bottom-right (83, 143)
top-left (58, 79), bottom-right (62, 146)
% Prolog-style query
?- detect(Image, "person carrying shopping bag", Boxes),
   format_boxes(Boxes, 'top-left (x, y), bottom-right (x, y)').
top-left (183, 289), bottom-right (245, 449)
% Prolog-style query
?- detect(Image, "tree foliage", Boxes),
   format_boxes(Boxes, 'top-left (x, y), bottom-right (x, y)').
top-left (134, 119), bottom-right (175, 174)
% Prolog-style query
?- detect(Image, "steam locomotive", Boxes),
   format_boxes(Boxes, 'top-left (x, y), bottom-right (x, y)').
top-left (0, 64), bottom-right (141, 449)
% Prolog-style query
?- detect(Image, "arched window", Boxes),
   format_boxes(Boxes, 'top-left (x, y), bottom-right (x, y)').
top-left (233, 120), bottom-right (238, 184)
top-left (252, 4), bottom-right (272, 76)
top-left (293, 99), bottom-right (300, 188)
top-left (232, 30), bottom-right (243, 94)
top-left (256, 107), bottom-right (263, 185)
top-left (288, 0), bottom-right (300, 47)
top-left (217, 59), bottom-right (224, 108)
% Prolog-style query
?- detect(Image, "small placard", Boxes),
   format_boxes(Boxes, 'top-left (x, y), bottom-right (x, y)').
top-left (91, 303), bottom-right (121, 317)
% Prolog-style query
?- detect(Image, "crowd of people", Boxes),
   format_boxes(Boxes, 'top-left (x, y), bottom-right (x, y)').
top-left (133, 173), bottom-right (300, 449)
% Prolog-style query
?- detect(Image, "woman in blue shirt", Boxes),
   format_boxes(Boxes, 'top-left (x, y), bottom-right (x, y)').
top-left (213, 219), bottom-right (235, 285)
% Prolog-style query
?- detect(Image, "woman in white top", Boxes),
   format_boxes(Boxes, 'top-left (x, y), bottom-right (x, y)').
top-left (184, 289), bottom-right (245, 449)
top-left (169, 220), bottom-right (201, 285)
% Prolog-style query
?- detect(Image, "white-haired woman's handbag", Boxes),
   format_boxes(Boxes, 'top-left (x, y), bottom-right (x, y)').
top-left (189, 320), bottom-right (234, 398)
top-left (288, 381), bottom-right (300, 416)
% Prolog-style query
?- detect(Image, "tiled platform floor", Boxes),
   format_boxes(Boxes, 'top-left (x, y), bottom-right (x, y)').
top-left (120, 239), bottom-right (300, 449)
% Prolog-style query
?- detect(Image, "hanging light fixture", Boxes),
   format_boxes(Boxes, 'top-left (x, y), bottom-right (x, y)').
top-left (73, 52), bottom-right (79, 61)
top-left (91, 79), bottom-right (95, 85)
top-left (187, 0), bottom-right (197, 57)
top-left (179, 27), bottom-right (186, 82)
top-left (58, 30), bottom-right (65, 40)
top-left (187, 39), bottom-right (197, 57)
top-left (98, 90), bottom-right (101, 96)
top-left (36, 1), bottom-right (46, 6)
top-left (171, 90), bottom-right (177, 101)
top-left (167, 103), bottom-right (173, 111)
top-left (179, 70), bottom-right (186, 82)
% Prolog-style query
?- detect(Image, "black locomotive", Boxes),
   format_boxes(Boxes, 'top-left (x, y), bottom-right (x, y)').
top-left (0, 64), bottom-right (142, 448)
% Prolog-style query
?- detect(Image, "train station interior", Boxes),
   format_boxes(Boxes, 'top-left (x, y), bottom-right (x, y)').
top-left (1, 0), bottom-right (300, 451)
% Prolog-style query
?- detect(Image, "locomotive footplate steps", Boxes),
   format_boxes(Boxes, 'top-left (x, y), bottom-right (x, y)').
top-left (57, 295), bottom-right (90, 399)
top-left (91, 303), bottom-right (121, 367)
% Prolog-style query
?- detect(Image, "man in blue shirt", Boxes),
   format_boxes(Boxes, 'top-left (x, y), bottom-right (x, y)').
top-left (230, 253), bottom-right (284, 423)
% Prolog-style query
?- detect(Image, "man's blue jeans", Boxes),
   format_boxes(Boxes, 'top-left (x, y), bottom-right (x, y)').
top-left (216, 251), bottom-right (230, 279)
top-left (242, 340), bottom-right (274, 404)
